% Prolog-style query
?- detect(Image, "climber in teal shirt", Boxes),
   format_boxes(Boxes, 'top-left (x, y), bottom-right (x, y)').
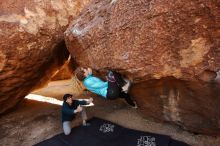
top-left (75, 67), bottom-right (137, 108)
top-left (83, 74), bottom-right (108, 98)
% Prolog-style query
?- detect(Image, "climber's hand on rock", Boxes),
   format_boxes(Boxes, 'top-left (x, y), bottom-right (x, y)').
top-left (87, 68), bottom-right (92, 75)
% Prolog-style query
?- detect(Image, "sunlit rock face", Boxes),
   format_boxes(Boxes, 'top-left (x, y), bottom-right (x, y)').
top-left (51, 58), bottom-right (75, 81)
top-left (65, 0), bottom-right (220, 135)
top-left (65, 0), bottom-right (220, 82)
top-left (0, 0), bottom-right (91, 114)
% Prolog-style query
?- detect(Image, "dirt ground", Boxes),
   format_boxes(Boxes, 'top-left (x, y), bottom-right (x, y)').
top-left (0, 80), bottom-right (220, 146)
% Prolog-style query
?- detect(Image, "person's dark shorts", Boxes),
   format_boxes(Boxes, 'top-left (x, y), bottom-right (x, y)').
top-left (106, 81), bottom-right (120, 100)
top-left (106, 70), bottom-right (127, 100)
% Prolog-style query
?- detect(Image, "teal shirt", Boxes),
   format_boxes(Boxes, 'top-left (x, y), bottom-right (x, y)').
top-left (83, 74), bottom-right (108, 98)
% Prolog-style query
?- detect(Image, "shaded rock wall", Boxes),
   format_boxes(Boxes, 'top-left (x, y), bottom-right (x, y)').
top-left (132, 78), bottom-right (220, 136)
top-left (0, 0), bottom-right (91, 114)
top-left (65, 0), bottom-right (220, 82)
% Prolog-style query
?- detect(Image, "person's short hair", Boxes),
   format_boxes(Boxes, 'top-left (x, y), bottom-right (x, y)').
top-left (63, 94), bottom-right (72, 102)
top-left (75, 67), bottom-right (86, 81)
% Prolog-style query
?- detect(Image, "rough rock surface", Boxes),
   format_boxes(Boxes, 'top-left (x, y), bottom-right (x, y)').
top-left (0, 0), bottom-right (91, 114)
top-left (65, 0), bottom-right (220, 82)
top-left (51, 58), bottom-right (74, 81)
top-left (132, 78), bottom-right (220, 136)
top-left (64, 0), bottom-right (220, 135)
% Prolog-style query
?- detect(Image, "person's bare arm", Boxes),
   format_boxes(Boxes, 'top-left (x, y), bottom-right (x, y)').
top-left (87, 68), bottom-right (92, 75)
top-left (83, 68), bottom-right (90, 77)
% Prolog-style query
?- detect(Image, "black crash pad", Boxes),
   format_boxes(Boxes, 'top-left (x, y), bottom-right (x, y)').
top-left (34, 117), bottom-right (189, 146)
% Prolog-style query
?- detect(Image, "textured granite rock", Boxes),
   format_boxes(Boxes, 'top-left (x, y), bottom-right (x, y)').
top-left (64, 0), bottom-right (220, 135)
top-left (65, 0), bottom-right (220, 82)
top-left (0, 0), bottom-right (91, 114)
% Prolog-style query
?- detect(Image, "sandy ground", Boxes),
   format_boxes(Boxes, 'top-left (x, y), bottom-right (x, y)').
top-left (0, 80), bottom-right (220, 146)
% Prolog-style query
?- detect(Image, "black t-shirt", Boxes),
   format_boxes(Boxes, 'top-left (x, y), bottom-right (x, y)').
top-left (62, 100), bottom-right (88, 123)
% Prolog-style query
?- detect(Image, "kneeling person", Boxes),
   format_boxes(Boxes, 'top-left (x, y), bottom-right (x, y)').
top-left (62, 94), bottom-right (93, 135)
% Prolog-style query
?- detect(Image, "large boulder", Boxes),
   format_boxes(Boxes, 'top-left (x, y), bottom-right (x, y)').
top-left (65, 0), bottom-right (220, 82)
top-left (64, 0), bottom-right (220, 135)
top-left (0, 0), bottom-right (91, 114)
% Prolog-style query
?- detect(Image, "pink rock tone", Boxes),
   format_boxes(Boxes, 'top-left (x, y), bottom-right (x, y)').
top-left (0, 0), bottom-right (91, 114)
top-left (65, 0), bottom-right (220, 82)
top-left (64, 0), bottom-right (220, 135)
